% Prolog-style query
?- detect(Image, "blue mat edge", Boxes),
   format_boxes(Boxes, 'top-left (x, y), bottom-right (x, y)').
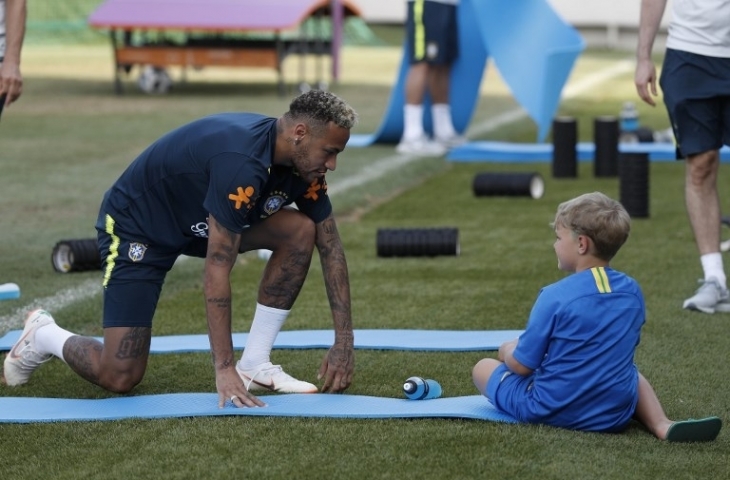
top-left (0, 329), bottom-right (524, 353)
top-left (0, 393), bottom-right (519, 424)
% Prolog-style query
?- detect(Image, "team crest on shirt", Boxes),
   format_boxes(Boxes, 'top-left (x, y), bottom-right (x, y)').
top-left (128, 243), bottom-right (147, 262)
top-left (263, 193), bottom-right (287, 215)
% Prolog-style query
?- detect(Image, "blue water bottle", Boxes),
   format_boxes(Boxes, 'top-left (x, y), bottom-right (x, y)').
top-left (619, 101), bottom-right (640, 143)
top-left (403, 376), bottom-right (442, 400)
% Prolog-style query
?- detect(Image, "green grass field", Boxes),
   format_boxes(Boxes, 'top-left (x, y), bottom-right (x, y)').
top-left (0, 38), bottom-right (728, 480)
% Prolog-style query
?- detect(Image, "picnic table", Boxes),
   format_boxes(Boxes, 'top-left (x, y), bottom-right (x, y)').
top-left (88, 0), bottom-right (362, 94)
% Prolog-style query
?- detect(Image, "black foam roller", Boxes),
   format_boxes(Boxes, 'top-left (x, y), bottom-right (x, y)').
top-left (594, 116), bottom-right (619, 177)
top-left (472, 172), bottom-right (545, 199)
top-left (552, 117), bottom-right (578, 178)
top-left (619, 153), bottom-right (649, 218)
top-left (376, 228), bottom-right (459, 257)
top-left (51, 238), bottom-right (102, 273)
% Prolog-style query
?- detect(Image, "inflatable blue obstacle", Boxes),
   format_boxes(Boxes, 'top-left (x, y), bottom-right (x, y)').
top-left (349, 0), bottom-right (585, 147)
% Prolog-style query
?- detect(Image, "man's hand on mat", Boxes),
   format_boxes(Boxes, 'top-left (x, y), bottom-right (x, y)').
top-left (216, 369), bottom-right (266, 408)
top-left (318, 342), bottom-right (354, 393)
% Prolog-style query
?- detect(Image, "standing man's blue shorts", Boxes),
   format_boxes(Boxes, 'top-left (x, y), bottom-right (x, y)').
top-left (406, 0), bottom-right (459, 65)
top-left (660, 48), bottom-right (730, 158)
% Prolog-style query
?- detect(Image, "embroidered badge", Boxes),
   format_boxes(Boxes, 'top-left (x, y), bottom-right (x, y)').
top-left (263, 195), bottom-right (285, 215)
top-left (128, 243), bottom-right (147, 262)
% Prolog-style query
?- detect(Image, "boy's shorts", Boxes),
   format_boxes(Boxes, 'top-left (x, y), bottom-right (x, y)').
top-left (659, 48), bottom-right (730, 158)
top-left (486, 363), bottom-right (534, 419)
top-left (97, 213), bottom-right (181, 328)
top-left (406, 0), bottom-right (458, 64)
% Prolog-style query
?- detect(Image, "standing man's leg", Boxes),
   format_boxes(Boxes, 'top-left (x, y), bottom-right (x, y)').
top-left (661, 50), bottom-right (730, 312)
top-left (397, 0), bottom-right (447, 156)
top-left (682, 149), bottom-right (729, 312)
top-left (429, 64), bottom-right (463, 146)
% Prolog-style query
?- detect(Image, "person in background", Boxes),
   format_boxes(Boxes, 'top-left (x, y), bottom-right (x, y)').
top-left (635, 0), bottom-right (730, 313)
top-left (472, 192), bottom-right (722, 442)
top-left (4, 90), bottom-right (357, 408)
top-left (396, 0), bottom-right (465, 156)
top-left (0, 0), bottom-right (27, 117)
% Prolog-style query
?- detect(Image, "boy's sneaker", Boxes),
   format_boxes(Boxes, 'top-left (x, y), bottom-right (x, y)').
top-left (682, 278), bottom-right (730, 314)
top-left (236, 361), bottom-right (318, 393)
top-left (3, 309), bottom-right (55, 386)
top-left (396, 136), bottom-right (447, 156)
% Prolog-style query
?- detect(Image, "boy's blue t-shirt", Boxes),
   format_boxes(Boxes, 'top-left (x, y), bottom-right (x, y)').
top-left (98, 112), bottom-right (332, 250)
top-left (510, 267), bottom-right (644, 431)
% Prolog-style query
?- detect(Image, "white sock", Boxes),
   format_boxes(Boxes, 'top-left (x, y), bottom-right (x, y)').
top-left (701, 253), bottom-right (726, 289)
top-left (432, 103), bottom-right (457, 140)
top-left (34, 323), bottom-right (75, 362)
top-left (238, 303), bottom-right (289, 370)
top-left (402, 104), bottom-right (425, 142)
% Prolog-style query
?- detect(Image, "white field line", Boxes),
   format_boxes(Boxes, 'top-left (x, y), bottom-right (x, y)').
top-left (0, 60), bottom-right (634, 332)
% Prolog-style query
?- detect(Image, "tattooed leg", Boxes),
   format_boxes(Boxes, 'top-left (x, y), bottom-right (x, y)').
top-left (63, 326), bottom-right (151, 393)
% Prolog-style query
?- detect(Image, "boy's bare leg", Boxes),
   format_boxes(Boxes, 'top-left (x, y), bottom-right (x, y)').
top-left (633, 372), bottom-right (673, 439)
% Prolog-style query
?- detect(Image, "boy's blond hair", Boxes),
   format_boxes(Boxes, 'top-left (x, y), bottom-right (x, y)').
top-left (552, 192), bottom-right (631, 261)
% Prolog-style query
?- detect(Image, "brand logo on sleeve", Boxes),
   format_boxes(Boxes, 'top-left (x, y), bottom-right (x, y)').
top-left (303, 179), bottom-right (327, 201)
top-left (228, 186), bottom-right (255, 210)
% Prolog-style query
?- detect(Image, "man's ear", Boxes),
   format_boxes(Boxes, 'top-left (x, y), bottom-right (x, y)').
top-left (293, 123), bottom-right (308, 138)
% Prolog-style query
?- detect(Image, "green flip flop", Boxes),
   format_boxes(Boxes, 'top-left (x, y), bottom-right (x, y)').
top-left (666, 417), bottom-right (722, 443)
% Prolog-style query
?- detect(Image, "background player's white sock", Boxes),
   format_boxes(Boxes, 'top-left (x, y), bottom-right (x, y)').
top-left (432, 103), bottom-right (457, 140)
top-left (701, 252), bottom-right (726, 290)
top-left (402, 104), bottom-right (425, 142)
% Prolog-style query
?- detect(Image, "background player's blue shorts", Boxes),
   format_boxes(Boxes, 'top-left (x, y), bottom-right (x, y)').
top-left (406, 0), bottom-right (458, 65)
top-left (660, 48), bottom-right (730, 158)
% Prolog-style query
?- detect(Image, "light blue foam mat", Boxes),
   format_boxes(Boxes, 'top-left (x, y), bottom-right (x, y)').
top-left (349, 0), bottom-right (582, 147)
top-left (0, 329), bottom-right (524, 353)
top-left (0, 393), bottom-right (519, 424)
top-left (447, 141), bottom-right (730, 163)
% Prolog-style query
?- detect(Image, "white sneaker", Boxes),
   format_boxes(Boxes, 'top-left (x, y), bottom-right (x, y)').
top-left (3, 309), bottom-right (55, 386)
top-left (236, 361), bottom-right (318, 393)
top-left (683, 277), bottom-right (730, 314)
top-left (436, 134), bottom-right (468, 149)
top-left (396, 136), bottom-right (447, 156)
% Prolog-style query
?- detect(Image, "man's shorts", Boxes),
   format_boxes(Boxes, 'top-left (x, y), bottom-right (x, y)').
top-left (406, 0), bottom-right (458, 65)
top-left (660, 48), bottom-right (730, 158)
top-left (97, 212), bottom-right (182, 328)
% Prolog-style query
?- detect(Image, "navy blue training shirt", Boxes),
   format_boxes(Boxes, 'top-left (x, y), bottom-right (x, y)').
top-left (99, 113), bottom-right (332, 249)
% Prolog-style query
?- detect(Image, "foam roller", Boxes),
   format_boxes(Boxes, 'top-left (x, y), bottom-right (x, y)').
top-left (472, 172), bottom-right (544, 199)
top-left (552, 116), bottom-right (577, 178)
top-left (52, 238), bottom-right (102, 273)
top-left (619, 153), bottom-right (649, 218)
top-left (376, 228), bottom-right (460, 257)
